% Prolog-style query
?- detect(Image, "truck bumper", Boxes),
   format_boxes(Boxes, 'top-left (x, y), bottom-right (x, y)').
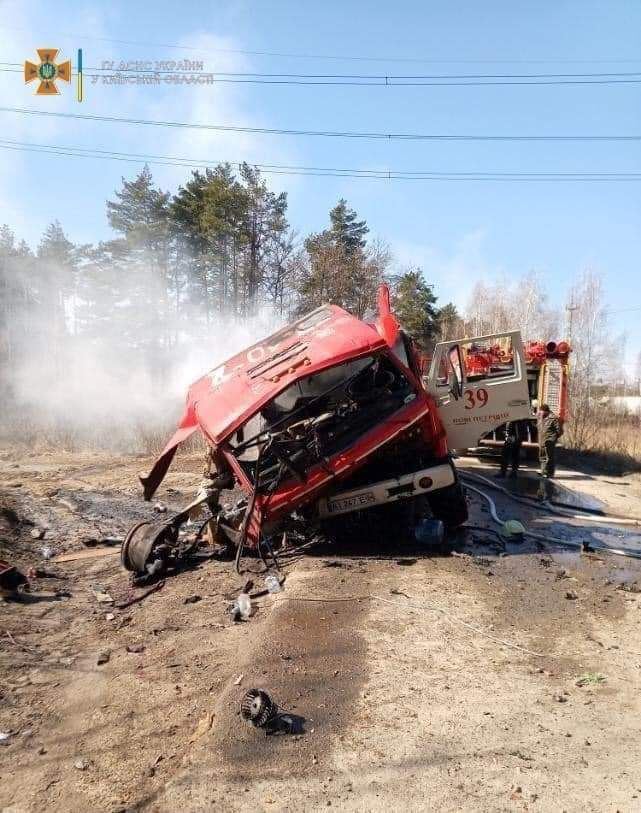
top-left (317, 463), bottom-right (456, 518)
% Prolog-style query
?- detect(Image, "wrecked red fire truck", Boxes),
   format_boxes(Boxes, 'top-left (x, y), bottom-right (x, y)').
top-left (121, 286), bottom-right (532, 579)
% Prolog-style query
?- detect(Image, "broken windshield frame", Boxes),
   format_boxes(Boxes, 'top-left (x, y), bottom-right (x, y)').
top-left (229, 353), bottom-right (418, 492)
top-left (231, 357), bottom-right (377, 455)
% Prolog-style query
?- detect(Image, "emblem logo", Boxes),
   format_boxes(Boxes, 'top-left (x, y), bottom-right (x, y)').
top-left (24, 49), bottom-right (72, 95)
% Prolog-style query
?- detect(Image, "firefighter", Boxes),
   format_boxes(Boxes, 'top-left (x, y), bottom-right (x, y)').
top-left (538, 404), bottom-right (563, 478)
top-left (496, 419), bottom-right (528, 478)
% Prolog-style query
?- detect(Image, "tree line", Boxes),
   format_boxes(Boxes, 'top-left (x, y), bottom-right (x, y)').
top-left (0, 161), bottom-right (636, 457)
top-left (0, 163), bottom-right (461, 400)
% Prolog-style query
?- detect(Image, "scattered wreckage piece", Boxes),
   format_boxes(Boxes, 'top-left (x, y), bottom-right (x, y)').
top-left (241, 689), bottom-right (278, 728)
top-left (121, 472), bottom-right (232, 582)
top-left (123, 285), bottom-right (532, 579)
top-left (54, 548), bottom-right (120, 563)
top-left (0, 560), bottom-right (29, 600)
top-left (240, 689), bottom-right (303, 735)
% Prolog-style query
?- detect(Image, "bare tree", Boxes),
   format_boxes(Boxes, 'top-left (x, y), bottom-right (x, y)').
top-left (464, 271), bottom-right (560, 339)
top-left (564, 269), bottom-right (620, 449)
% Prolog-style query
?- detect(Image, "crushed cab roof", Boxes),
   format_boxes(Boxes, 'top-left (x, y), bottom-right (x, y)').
top-left (141, 304), bottom-right (387, 499)
top-left (191, 304), bottom-right (386, 443)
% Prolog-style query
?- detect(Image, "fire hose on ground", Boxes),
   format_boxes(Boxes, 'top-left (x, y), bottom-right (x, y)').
top-left (460, 470), bottom-right (641, 525)
top-left (459, 476), bottom-right (641, 562)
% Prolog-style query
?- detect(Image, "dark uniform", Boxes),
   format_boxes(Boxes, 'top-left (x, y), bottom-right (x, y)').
top-left (500, 419), bottom-right (529, 477)
top-left (538, 411), bottom-right (563, 478)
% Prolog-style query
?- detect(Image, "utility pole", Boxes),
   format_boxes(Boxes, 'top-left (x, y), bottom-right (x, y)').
top-left (565, 303), bottom-right (579, 345)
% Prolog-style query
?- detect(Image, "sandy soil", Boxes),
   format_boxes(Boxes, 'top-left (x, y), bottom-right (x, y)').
top-left (1, 448), bottom-right (640, 812)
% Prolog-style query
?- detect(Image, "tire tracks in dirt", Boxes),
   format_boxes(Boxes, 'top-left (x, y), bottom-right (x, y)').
top-left (156, 561), bottom-right (370, 811)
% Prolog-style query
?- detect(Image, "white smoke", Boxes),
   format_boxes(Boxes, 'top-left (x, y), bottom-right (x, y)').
top-left (2, 257), bottom-right (283, 451)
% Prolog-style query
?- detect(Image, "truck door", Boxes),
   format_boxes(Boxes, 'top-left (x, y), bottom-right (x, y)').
top-left (425, 331), bottom-right (531, 449)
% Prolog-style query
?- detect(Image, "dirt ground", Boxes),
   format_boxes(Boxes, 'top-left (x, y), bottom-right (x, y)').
top-left (1, 447), bottom-right (641, 812)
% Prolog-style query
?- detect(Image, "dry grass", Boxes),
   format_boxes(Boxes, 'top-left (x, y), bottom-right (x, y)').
top-left (0, 406), bottom-right (183, 456)
top-left (3, 401), bottom-right (639, 476)
top-left (563, 410), bottom-right (641, 474)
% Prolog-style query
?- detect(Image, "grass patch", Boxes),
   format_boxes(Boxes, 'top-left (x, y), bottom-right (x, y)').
top-left (575, 672), bottom-right (606, 687)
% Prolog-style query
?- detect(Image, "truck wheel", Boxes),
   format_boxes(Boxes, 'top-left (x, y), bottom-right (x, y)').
top-left (426, 481), bottom-right (469, 530)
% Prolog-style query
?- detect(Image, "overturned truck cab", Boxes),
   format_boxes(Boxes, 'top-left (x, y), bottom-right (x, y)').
top-left (122, 287), bottom-right (531, 579)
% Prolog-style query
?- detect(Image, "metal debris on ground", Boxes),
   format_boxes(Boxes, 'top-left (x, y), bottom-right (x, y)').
top-left (240, 689), bottom-right (278, 729)
top-left (414, 518), bottom-right (445, 546)
top-left (617, 581), bottom-right (641, 593)
top-left (264, 574), bottom-right (282, 594)
top-left (184, 594), bottom-right (202, 604)
top-left (57, 497), bottom-right (80, 513)
top-left (83, 536), bottom-right (122, 548)
top-left (231, 591), bottom-right (252, 622)
top-left (0, 560), bottom-right (29, 600)
top-left (91, 586), bottom-right (114, 604)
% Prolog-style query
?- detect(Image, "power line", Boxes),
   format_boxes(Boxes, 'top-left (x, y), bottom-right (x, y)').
top-left (1, 138), bottom-right (640, 182)
top-left (79, 68), bottom-right (641, 80)
top-left (6, 62), bottom-right (641, 80)
top-left (1, 25), bottom-right (639, 65)
top-left (4, 64), bottom-right (641, 86)
top-left (2, 107), bottom-right (640, 142)
top-left (605, 305), bottom-right (641, 314)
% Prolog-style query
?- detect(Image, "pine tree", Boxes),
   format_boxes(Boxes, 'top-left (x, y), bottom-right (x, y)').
top-left (297, 201), bottom-right (383, 316)
top-left (392, 269), bottom-right (439, 349)
top-left (201, 165), bottom-right (250, 315)
top-left (36, 221), bottom-right (78, 358)
top-left (436, 302), bottom-right (463, 341)
top-left (329, 199), bottom-right (368, 256)
top-left (0, 226), bottom-right (34, 384)
top-left (173, 167), bottom-right (246, 321)
top-left (107, 165), bottom-right (171, 252)
top-left (239, 163), bottom-right (288, 315)
top-left (106, 166), bottom-right (172, 353)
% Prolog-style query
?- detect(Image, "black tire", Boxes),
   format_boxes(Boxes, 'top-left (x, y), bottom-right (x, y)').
top-left (426, 481), bottom-right (469, 529)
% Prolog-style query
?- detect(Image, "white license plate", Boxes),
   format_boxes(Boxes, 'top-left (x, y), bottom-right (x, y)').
top-left (327, 492), bottom-right (376, 514)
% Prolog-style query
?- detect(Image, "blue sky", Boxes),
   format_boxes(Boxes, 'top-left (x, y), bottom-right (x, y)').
top-left (1, 0), bottom-right (639, 369)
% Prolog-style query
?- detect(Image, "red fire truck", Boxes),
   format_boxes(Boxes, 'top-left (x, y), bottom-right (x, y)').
top-left (121, 287), bottom-right (535, 579)
top-left (464, 339), bottom-right (572, 452)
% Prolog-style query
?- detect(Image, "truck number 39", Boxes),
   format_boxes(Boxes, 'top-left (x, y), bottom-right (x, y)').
top-left (464, 388), bottom-right (489, 409)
